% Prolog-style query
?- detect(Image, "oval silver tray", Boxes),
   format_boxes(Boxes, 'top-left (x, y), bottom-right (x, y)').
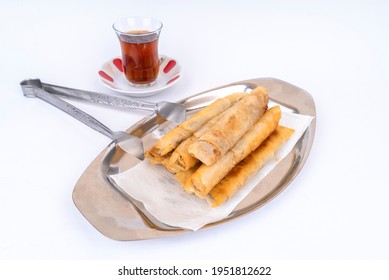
top-left (72, 77), bottom-right (316, 241)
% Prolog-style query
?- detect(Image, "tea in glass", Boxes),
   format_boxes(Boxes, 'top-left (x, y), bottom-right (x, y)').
top-left (113, 17), bottom-right (163, 87)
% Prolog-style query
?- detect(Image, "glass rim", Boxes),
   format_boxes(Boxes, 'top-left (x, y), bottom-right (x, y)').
top-left (112, 16), bottom-right (163, 36)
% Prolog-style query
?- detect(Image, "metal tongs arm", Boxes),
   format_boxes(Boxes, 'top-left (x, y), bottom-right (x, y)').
top-left (41, 82), bottom-right (158, 112)
top-left (20, 79), bottom-right (144, 160)
top-left (36, 81), bottom-right (186, 124)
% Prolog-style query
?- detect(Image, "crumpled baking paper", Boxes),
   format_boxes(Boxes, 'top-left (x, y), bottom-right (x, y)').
top-left (110, 111), bottom-right (314, 231)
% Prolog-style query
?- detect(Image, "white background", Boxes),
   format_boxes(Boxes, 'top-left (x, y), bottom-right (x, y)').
top-left (1, 0), bottom-right (388, 261)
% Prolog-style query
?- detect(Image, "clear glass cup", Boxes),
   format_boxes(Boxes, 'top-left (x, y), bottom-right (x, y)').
top-left (113, 17), bottom-right (163, 87)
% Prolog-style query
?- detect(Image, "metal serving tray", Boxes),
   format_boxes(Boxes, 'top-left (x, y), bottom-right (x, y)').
top-left (72, 77), bottom-right (316, 241)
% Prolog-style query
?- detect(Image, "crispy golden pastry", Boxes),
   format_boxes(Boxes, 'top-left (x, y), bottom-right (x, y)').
top-left (167, 136), bottom-right (198, 173)
top-left (175, 162), bottom-right (201, 192)
top-left (187, 106), bottom-right (281, 197)
top-left (147, 127), bottom-right (192, 159)
top-left (145, 92), bottom-right (247, 161)
top-left (208, 126), bottom-right (295, 207)
top-left (144, 150), bottom-right (169, 165)
top-left (188, 86), bottom-right (268, 166)
top-left (167, 108), bottom-right (233, 172)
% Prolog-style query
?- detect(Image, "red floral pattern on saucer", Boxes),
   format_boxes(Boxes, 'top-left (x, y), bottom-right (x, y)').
top-left (98, 55), bottom-right (181, 97)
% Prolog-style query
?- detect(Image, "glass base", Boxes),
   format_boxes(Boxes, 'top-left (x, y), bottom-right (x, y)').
top-left (127, 80), bottom-right (156, 88)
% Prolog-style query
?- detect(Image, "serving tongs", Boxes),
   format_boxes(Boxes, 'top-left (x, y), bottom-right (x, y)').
top-left (20, 79), bottom-right (145, 160)
top-left (25, 79), bottom-right (187, 124)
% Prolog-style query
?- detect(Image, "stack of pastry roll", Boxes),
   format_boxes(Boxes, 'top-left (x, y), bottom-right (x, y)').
top-left (145, 86), bottom-right (295, 207)
top-left (145, 92), bottom-right (248, 165)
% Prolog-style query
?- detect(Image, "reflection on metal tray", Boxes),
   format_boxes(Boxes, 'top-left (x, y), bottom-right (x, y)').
top-left (72, 77), bottom-right (316, 241)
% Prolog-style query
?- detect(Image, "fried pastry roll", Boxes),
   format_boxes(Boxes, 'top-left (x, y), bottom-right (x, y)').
top-left (146, 128), bottom-right (191, 162)
top-left (167, 136), bottom-right (198, 173)
top-left (175, 162), bottom-right (201, 191)
top-left (167, 107), bottom-right (232, 172)
top-left (187, 106), bottom-right (281, 197)
top-left (145, 92), bottom-right (247, 160)
top-left (207, 125), bottom-right (295, 207)
top-left (144, 149), bottom-right (170, 165)
top-left (188, 86), bottom-right (269, 166)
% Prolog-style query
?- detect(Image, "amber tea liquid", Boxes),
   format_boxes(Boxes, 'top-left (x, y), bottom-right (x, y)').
top-left (119, 30), bottom-right (159, 85)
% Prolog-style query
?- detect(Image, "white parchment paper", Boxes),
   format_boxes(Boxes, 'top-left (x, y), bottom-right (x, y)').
top-left (110, 112), bottom-right (314, 230)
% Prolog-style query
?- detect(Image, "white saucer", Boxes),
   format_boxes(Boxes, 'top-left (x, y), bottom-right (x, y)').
top-left (98, 55), bottom-right (181, 97)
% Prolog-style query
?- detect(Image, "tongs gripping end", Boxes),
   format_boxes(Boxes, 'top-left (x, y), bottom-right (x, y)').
top-left (20, 78), bottom-right (43, 98)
